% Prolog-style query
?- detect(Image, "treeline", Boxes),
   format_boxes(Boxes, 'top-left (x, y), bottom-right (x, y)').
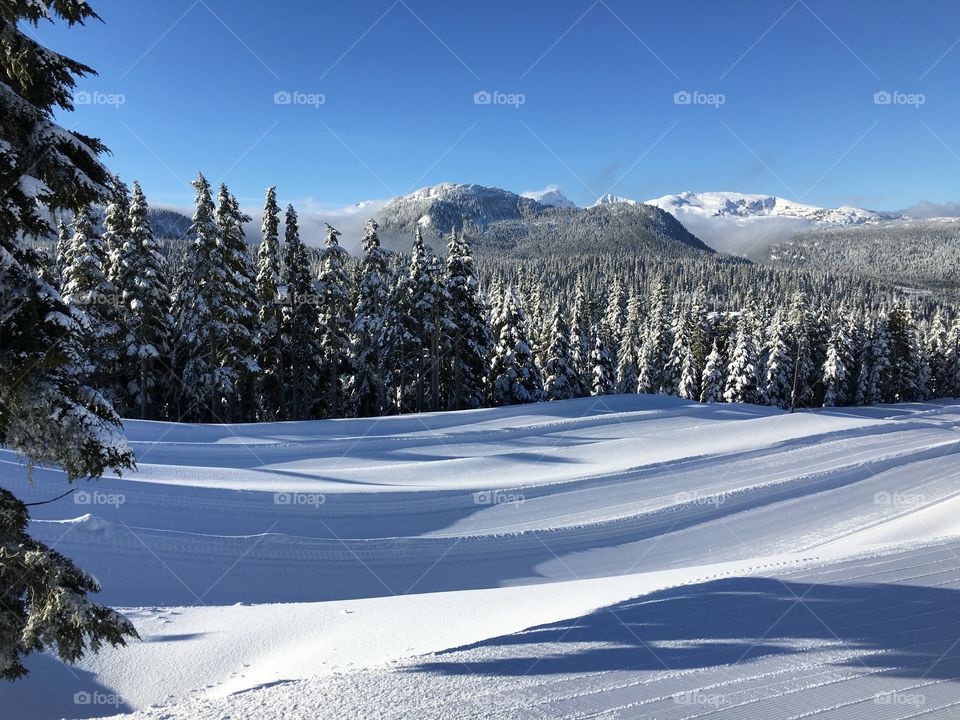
top-left (52, 173), bottom-right (960, 425)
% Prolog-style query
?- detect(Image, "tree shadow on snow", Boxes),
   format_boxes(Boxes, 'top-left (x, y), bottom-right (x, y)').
top-left (409, 577), bottom-right (960, 682)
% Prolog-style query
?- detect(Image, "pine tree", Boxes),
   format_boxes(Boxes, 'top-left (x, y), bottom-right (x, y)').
top-left (945, 318), bottom-right (960, 398)
top-left (864, 316), bottom-right (892, 405)
top-left (591, 334), bottom-right (616, 396)
top-left (490, 288), bottom-right (544, 405)
top-left (822, 323), bottom-right (850, 407)
top-left (667, 307), bottom-right (698, 397)
top-left (543, 302), bottom-right (579, 401)
top-left (0, 0), bottom-right (137, 679)
top-left (616, 291), bottom-right (642, 394)
top-left (602, 280), bottom-right (625, 363)
top-left (351, 219), bottom-right (390, 416)
top-left (406, 229), bottom-right (450, 412)
top-left (281, 206), bottom-right (322, 419)
top-left (117, 181), bottom-right (171, 419)
top-left (171, 173), bottom-right (223, 420)
top-left (763, 311), bottom-right (794, 408)
top-left (724, 313), bottom-right (763, 404)
top-left (700, 340), bottom-right (725, 403)
top-left (787, 291), bottom-right (816, 410)
top-left (444, 230), bottom-right (491, 410)
top-left (316, 224), bottom-right (353, 417)
top-left (379, 257), bottom-right (415, 414)
top-left (101, 177), bottom-right (130, 287)
top-left (568, 282), bottom-right (592, 396)
top-left (254, 187), bottom-right (285, 419)
top-left (884, 305), bottom-right (920, 403)
top-left (217, 188), bottom-right (259, 421)
top-left (637, 280), bottom-right (672, 394)
top-left (61, 206), bottom-right (123, 402)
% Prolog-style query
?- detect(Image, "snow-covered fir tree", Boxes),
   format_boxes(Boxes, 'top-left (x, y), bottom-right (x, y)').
top-left (171, 173), bottom-right (225, 421)
top-left (116, 181), bottom-right (171, 419)
top-left (406, 228), bottom-right (450, 412)
top-left (351, 219), bottom-right (390, 416)
top-left (616, 291), bottom-right (642, 394)
top-left (763, 310), bottom-right (794, 408)
top-left (0, 0), bottom-right (137, 679)
top-left (254, 187), bottom-right (285, 420)
top-left (590, 334), bottom-right (616, 396)
top-left (568, 282), bottom-right (592, 396)
top-left (543, 301), bottom-right (579, 401)
top-left (444, 230), bottom-right (492, 410)
top-left (724, 313), bottom-right (763, 404)
top-left (60, 206), bottom-right (123, 401)
top-left (700, 340), bottom-right (726, 403)
top-left (102, 177), bottom-right (130, 287)
top-left (316, 224), bottom-right (353, 418)
top-left (490, 288), bottom-right (545, 405)
top-left (822, 323), bottom-right (850, 407)
top-left (216, 187), bottom-right (259, 421)
top-left (637, 281), bottom-right (672, 394)
top-left (281, 205), bottom-right (322, 419)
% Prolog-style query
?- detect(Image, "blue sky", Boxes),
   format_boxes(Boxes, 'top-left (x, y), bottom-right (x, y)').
top-left (30, 0), bottom-right (960, 212)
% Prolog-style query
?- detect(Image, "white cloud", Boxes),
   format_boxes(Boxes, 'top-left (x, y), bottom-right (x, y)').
top-left (899, 200), bottom-right (960, 219)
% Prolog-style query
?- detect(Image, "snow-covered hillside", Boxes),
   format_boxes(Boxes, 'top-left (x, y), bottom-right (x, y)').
top-left (4, 396), bottom-right (960, 719)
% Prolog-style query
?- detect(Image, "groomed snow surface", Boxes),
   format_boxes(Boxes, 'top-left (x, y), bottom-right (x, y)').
top-left (3, 395), bottom-right (960, 719)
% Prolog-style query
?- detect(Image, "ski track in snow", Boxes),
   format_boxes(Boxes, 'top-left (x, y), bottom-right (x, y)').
top-left (3, 395), bottom-right (960, 719)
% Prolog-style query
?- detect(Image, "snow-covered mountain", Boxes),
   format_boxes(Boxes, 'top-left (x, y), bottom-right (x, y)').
top-left (645, 191), bottom-right (901, 225)
top-left (377, 183), bottom-right (712, 257)
top-left (521, 185), bottom-right (577, 209)
top-left (591, 191), bottom-right (903, 258)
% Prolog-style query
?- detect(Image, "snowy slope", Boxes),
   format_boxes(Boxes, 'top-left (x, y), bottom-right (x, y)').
top-left (3, 396), bottom-right (960, 719)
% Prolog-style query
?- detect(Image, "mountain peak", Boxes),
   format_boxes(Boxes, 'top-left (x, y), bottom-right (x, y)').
top-left (521, 186), bottom-right (577, 209)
